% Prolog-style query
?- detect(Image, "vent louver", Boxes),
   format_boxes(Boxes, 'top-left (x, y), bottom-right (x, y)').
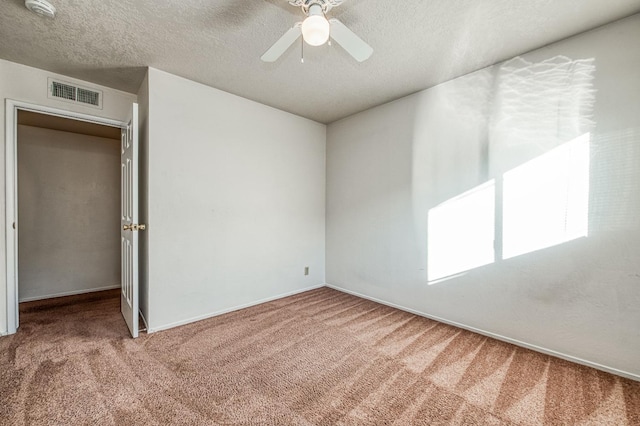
top-left (48, 78), bottom-right (103, 109)
top-left (52, 81), bottom-right (75, 101)
top-left (77, 87), bottom-right (100, 106)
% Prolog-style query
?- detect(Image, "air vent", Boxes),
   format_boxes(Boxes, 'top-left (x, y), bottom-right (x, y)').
top-left (48, 78), bottom-right (103, 109)
top-left (77, 87), bottom-right (100, 106)
top-left (51, 81), bottom-right (76, 101)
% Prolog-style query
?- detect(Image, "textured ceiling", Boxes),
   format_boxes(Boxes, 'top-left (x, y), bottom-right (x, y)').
top-left (1, 0), bottom-right (639, 123)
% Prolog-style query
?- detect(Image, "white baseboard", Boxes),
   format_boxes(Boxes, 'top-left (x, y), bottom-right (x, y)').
top-left (148, 284), bottom-right (325, 334)
top-left (326, 283), bottom-right (640, 382)
top-left (19, 284), bottom-right (121, 303)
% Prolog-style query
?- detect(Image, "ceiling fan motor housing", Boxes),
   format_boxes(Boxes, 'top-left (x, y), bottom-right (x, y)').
top-left (25, 0), bottom-right (56, 18)
top-left (289, 0), bottom-right (344, 14)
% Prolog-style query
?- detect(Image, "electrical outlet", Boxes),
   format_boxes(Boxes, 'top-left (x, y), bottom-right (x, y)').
top-left (304, 266), bottom-right (309, 276)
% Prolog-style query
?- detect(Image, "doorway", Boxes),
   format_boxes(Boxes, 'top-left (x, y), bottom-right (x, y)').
top-left (17, 111), bottom-right (121, 305)
top-left (5, 100), bottom-right (138, 336)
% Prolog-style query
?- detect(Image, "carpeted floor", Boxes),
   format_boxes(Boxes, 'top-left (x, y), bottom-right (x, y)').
top-left (1, 287), bottom-right (639, 425)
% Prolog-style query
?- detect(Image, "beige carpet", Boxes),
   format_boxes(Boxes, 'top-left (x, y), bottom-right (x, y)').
top-left (1, 287), bottom-right (639, 425)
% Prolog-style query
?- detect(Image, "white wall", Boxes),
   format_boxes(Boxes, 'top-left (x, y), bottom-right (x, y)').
top-left (326, 15), bottom-right (640, 378)
top-left (0, 59), bottom-right (137, 334)
top-left (17, 125), bottom-right (120, 301)
top-left (145, 68), bottom-right (326, 331)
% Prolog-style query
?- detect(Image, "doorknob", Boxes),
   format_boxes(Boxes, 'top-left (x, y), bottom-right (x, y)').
top-left (123, 224), bottom-right (147, 231)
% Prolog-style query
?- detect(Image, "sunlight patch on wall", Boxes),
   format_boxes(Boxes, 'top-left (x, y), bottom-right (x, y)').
top-left (427, 134), bottom-right (590, 283)
top-left (428, 180), bottom-right (495, 282)
top-left (503, 133), bottom-right (590, 259)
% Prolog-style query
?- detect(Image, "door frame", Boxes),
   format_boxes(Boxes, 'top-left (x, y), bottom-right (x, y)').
top-left (4, 99), bottom-right (126, 335)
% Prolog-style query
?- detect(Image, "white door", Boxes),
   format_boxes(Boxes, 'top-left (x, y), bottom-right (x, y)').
top-left (121, 103), bottom-right (139, 338)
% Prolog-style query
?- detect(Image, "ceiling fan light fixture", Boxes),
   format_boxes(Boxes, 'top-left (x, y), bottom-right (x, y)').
top-left (301, 6), bottom-right (330, 46)
top-left (301, 15), bottom-right (330, 46)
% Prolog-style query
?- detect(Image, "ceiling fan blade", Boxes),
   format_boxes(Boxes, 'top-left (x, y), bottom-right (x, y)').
top-left (261, 25), bottom-right (302, 62)
top-left (329, 19), bottom-right (373, 62)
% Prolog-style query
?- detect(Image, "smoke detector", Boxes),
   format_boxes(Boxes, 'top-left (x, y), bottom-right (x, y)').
top-left (25, 0), bottom-right (56, 19)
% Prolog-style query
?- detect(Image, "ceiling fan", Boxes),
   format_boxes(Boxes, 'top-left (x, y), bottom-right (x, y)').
top-left (261, 0), bottom-right (373, 63)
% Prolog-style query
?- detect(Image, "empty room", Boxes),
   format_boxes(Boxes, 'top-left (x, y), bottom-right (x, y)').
top-left (1, 0), bottom-right (639, 424)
